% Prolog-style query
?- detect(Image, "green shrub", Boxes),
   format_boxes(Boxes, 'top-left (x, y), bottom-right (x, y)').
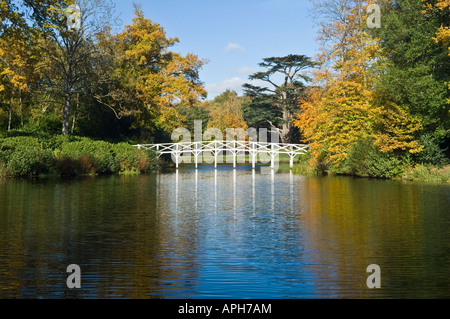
top-left (58, 138), bottom-right (118, 174)
top-left (0, 134), bottom-right (158, 177)
top-left (0, 160), bottom-right (7, 177)
top-left (0, 136), bottom-right (41, 149)
top-left (37, 115), bottom-right (63, 135)
top-left (415, 133), bottom-right (448, 168)
top-left (0, 136), bottom-right (42, 168)
top-left (7, 146), bottom-right (55, 177)
top-left (402, 164), bottom-right (449, 183)
top-left (344, 138), bottom-right (404, 178)
top-left (41, 134), bottom-right (75, 151)
top-left (142, 148), bottom-right (159, 172)
top-left (112, 143), bottom-right (158, 173)
top-left (292, 152), bottom-right (315, 175)
top-left (112, 143), bottom-right (142, 172)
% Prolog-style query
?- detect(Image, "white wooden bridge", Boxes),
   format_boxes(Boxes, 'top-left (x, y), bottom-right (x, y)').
top-left (136, 141), bottom-right (309, 169)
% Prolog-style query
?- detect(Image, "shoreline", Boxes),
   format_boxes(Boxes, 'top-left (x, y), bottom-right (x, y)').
top-left (1, 162), bottom-right (449, 184)
top-left (1, 134), bottom-right (448, 183)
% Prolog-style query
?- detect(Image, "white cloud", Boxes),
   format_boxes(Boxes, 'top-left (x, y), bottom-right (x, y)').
top-left (225, 42), bottom-right (245, 53)
top-left (205, 77), bottom-right (269, 100)
top-left (236, 66), bottom-right (258, 75)
top-left (205, 77), bottom-right (247, 98)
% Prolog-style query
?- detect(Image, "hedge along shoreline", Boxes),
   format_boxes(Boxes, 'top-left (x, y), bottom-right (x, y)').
top-left (0, 136), bottom-right (158, 178)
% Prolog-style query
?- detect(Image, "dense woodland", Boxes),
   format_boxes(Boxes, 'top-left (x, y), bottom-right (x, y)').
top-left (0, 0), bottom-right (449, 180)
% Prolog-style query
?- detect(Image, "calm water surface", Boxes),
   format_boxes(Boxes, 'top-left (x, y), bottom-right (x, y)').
top-left (0, 166), bottom-right (449, 298)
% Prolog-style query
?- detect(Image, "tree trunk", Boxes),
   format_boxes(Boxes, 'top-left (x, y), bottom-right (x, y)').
top-left (280, 110), bottom-right (294, 144)
top-left (19, 88), bottom-right (23, 127)
top-left (279, 90), bottom-right (294, 144)
top-left (8, 97), bottom-right (12, 131)
top-left (71, 93), bottom-right (79, 134)
top-left (62, 93), bottom-right (71, 135)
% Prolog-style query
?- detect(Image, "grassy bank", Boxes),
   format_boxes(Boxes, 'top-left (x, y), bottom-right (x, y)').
top-left (291, 152), bottom-right (449, 183)
top-left (401, 164), bottom-right (450, 183)
top-left (0, 135), bottom-right (158, 178)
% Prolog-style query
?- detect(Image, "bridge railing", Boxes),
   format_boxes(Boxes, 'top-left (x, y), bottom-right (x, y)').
top-left (135, 141), bottom-right (309, 169)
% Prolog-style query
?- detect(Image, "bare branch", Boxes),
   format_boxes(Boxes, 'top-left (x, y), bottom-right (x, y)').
top-left (94, 94), bottom-right (123, 119)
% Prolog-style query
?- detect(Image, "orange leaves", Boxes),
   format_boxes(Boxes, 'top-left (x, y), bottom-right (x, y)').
top-left (206, 91), bottom-right (249, 134)
top-left (0, 36), bottom-right (31, 94)
top-left (295, 0), bottom-right (422, 171)
top-left (434, 25), bottom-right (450, 54)
top-left (158, 52), bottom-right (207, 105)
top-left (435, 0), bottom-right (450, 10)
top-left (155, 106), bottom-right (187, 134)
top-left (297, 82), bottom-right (374, 167)
top-left (423, 0), bottom-right (450, 55)
top-left (109, 7), bottom-right (207, 134)
top-left (372, 103), bottom-right (423, 154)
top-left (296, 79), bottom-right (422, 169)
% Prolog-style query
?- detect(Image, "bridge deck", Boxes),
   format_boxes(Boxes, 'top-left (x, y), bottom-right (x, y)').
top-left (136, 141), bottom-right (309, 169)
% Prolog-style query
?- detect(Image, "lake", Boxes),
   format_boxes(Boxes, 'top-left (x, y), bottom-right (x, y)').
top-left (0, 166), bottom-right (449, 298)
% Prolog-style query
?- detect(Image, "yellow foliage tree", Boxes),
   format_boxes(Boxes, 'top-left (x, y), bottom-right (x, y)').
top-left (109, 7), bottom-right (207, 136)
top-left (294, 0), bottom-right (422, 170)
top-left (206, 91), bottom-right (249, 138)
top-left (423, 0), bottom-right (450, 54)
top-left (0, 31), bottom-right (32, 129)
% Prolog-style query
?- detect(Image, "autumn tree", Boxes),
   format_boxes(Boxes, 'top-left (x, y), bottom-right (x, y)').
top-left (205, 90), bottom-right (249, 135)
top-left (243, 54), bottom-right (315, 144)
top-left (0, 31), bottom-right (33, 129)
top-left (94, 6), bottom-right (207, 141)
top-left (295, 0), bottom-right (422, 172)
top-left (431, 0), bottom-right (450, 112)
top-left (431, 0), bottom-right (450, 61)
top-left (375, 0), bottom-right (449, 165)
top-left (34, 0), bottom-right (117, 135)
top-left (0, 0), bottom-right (24, 33)
top-left (0, 1), bottom-right (39, 130)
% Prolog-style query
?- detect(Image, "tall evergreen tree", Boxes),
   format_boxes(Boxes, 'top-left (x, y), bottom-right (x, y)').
top-left (243, 54), bottom-right (315, 144)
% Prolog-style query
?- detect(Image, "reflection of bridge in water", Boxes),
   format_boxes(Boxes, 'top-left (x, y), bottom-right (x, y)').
top-left (136, 141), bottom-right (309, 169)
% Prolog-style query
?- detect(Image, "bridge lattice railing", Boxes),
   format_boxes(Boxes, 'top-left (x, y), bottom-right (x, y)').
top-left (135, 141), bottom-right (309, 168)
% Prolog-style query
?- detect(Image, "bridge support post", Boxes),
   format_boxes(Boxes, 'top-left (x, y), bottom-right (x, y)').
top-left (214, 141), bottom-right (217, 169)
top-left (270, 144), bottom-right (275, 169)
top-left (194, 142), bottom-right (199, 169)
top-left (232, 141), bottom-right (236, 169)
top-left (290, 154), bottom-right (294, 169)
top-left (251, 143), bottom-right (256, 169)
top-left (175, 144), bottom-right (179, 169)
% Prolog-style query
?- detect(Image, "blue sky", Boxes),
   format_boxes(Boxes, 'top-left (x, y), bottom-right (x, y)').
top-left (112, 0), bottom-right (320, 100)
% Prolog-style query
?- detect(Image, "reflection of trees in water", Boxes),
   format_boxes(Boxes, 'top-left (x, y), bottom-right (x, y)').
top-left (0, 175), bottom-right (202, 298)
top-left (1, 174), bottom-right (449, 298)
top-left (299, 176), bottom-right (450, 298)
